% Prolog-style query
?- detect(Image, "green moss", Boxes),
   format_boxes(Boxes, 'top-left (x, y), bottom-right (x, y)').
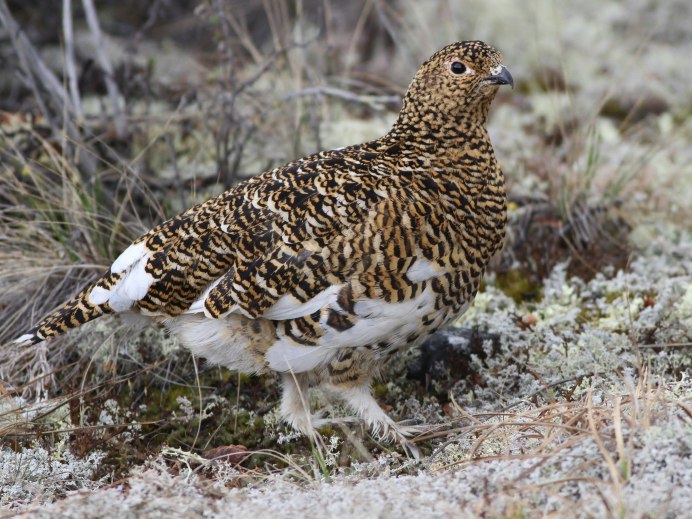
top-left (493, 270), bottom-right (543, 304)
top-left (372, 382), bottom-right (389, 401)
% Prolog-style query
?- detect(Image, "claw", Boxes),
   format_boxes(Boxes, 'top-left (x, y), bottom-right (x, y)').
top-left (395, 422), bottom-right (436, 438)
top-left (281, 377), bottom-right (429, 458)
top-left (383, 425), bottom-right (422, 459)
top-left (399, 438), bottom-right (421, 459)
top-left (397, 418), bottom-right (424, 427)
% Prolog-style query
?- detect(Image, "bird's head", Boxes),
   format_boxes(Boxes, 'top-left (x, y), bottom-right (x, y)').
top-left (398, 41), bottom-right (513, 130)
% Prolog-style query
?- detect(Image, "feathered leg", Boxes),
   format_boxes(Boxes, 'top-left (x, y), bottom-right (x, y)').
top-left (280, 372), bottom-right (314, 436)
top-left (326, 381), bottom-right (422, 458)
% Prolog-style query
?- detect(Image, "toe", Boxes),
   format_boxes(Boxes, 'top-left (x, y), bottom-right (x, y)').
top-left (396, 422), bottom-right (436, 438)
top-left (400, 438), bottom-right (421, 459)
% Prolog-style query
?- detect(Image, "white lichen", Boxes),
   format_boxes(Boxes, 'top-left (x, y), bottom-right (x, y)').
top-left (0, 442), bottom-right (106, 508)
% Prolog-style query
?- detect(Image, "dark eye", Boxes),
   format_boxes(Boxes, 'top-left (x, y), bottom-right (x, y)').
top-left (450, 61), bottom-right (466, 74)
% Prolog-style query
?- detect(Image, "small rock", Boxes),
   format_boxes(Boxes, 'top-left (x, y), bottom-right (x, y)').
top-left (203, 445), bottom-right (250, 465)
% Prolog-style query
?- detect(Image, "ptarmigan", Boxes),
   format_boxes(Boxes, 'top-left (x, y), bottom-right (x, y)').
top-left (15, 41), bottom-right (512, 453)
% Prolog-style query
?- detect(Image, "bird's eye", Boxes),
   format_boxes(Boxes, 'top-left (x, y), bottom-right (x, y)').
top-left (450, 61), bottom-right (466, 75)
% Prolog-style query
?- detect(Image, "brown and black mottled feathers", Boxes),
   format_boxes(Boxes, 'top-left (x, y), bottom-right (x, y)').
top-left (16, 277), bottom-right (116, 345)
top-left (15, 40), bottom-right (509, 349)
top-left (17, 140), bottom-right (419, 343)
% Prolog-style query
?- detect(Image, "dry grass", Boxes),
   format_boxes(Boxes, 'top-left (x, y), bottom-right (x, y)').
top-left (347, 379), bottom-right (685, 519)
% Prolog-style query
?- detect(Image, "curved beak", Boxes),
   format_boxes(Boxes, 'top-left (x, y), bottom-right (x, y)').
top-left (485, 65), bottom-right (514, 89)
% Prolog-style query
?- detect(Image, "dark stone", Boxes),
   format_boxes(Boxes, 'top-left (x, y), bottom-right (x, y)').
top-left (407, 327), bottom-right (502, 387)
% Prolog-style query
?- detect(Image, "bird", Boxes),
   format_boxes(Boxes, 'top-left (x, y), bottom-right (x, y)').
top-left (15, 40), bottom-right (512, 454)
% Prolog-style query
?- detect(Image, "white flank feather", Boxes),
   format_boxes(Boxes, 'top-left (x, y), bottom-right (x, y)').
top-left (88, 286), bottom-right (111, 305)
top-left (106, 289), bottom-right (137, 312)
top-left (123, 258), bottom-right (153, 300)
top-left (266, 286), bottom-right (437, 373)
top-left (262, 284), bottom-right (342, 320)
top-left (111, 241), bottom-right (147, 273)
top-left (406, 258), bottom-right (447, 282)
top-left (166, 315), bottom-right (266, 374)
top-left (265, 342), bottom-right (332, 373)
top-left (87, 253), bottom-right (155, 313)
top-left (13, 333), bottom-right (35, 345)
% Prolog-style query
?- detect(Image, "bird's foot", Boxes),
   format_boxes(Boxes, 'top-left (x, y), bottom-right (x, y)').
top-left (280, 373), bottom-right (326, 447)
top-left (393, 419), bottom-right (437, 437)
top-left (322, 382), bottom-right (429, 458)
top-left (370, 419), bottom-right (428, 459)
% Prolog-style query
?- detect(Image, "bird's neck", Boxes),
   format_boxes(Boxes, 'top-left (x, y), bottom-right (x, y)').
top-left (390, 89), bottom-right (493, 134)
top-left (380, 93), bottom-right (507, 262)
top-left (387, 96), bottom-right (493, 155)
top-left (384, 99), bottom-right (498, 187)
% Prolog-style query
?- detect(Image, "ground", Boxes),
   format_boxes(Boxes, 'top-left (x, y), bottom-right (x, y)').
top-left (0, 1), bottom-right (690, 518)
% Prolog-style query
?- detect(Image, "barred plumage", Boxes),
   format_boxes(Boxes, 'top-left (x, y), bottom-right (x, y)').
top-left (15, 41), bottom-right (512, 453)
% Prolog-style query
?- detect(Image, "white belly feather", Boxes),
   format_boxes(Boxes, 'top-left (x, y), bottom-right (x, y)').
top-left (263, 285), bottom-right (437, 373)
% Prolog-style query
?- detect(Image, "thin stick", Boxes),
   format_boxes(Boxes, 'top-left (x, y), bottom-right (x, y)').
top-left (282, 85), bottom-right (400, 109)
top-left (62, 0), bottom-right (83, 123)
top-left (501, 373), bottom-right (593, 412)
top-left (82, 0), bottom-right (126, 138)
top-left (637, 342), bottom-right (692, 349)
top-left (586, 390), bottom-right (623, 512)
top-left (0, 0), bottom-right (74, 136)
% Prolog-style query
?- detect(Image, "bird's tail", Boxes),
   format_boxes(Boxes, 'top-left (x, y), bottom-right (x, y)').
top-left (13, 272), bottom-right (118, 346)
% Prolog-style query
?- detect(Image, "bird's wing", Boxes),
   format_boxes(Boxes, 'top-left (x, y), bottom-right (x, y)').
top-left (17, 144), bottom-right (400, 344)
top-left (96, 156), bottom-right (382, 317)
top-left (20, 139), bottom-right (466, 345)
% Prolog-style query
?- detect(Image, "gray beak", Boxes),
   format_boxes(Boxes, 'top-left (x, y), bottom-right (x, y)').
top-left (485, 66), bottom-right (514, 88)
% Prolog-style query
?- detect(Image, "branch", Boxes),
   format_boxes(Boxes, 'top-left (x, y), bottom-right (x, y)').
top-left (0, 0), bottom-right (76, 136)
top-left (62, 0), bottom-right (83, 123)
top-left (82, 0), bottom-right (126, 138)
top-left (0, 0), bottom-right (97, 176)
top-left (282, 85), bottom-right (400, 110)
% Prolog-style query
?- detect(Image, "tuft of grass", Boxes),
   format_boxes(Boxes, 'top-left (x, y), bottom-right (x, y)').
top-left (423, 374), bottom-right (690, 518)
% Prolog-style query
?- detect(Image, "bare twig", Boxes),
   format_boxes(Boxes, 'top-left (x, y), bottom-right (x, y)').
top-left (82, 0), bottom-right (126, 138)
top-left (62, 0), bottom-right (83, 123)
top-left (501, 373), bottom-right (594, 412)
top-left (586, 391), bottom-right (624, 513)
top-left (0, 0), bottom-right (75, 138)
top-left (164, 134), bottom-right (186, 209)
top-left (637, 342), bottom-right (692, 349)
top-left (282, 85), bottom-right (400, 110)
